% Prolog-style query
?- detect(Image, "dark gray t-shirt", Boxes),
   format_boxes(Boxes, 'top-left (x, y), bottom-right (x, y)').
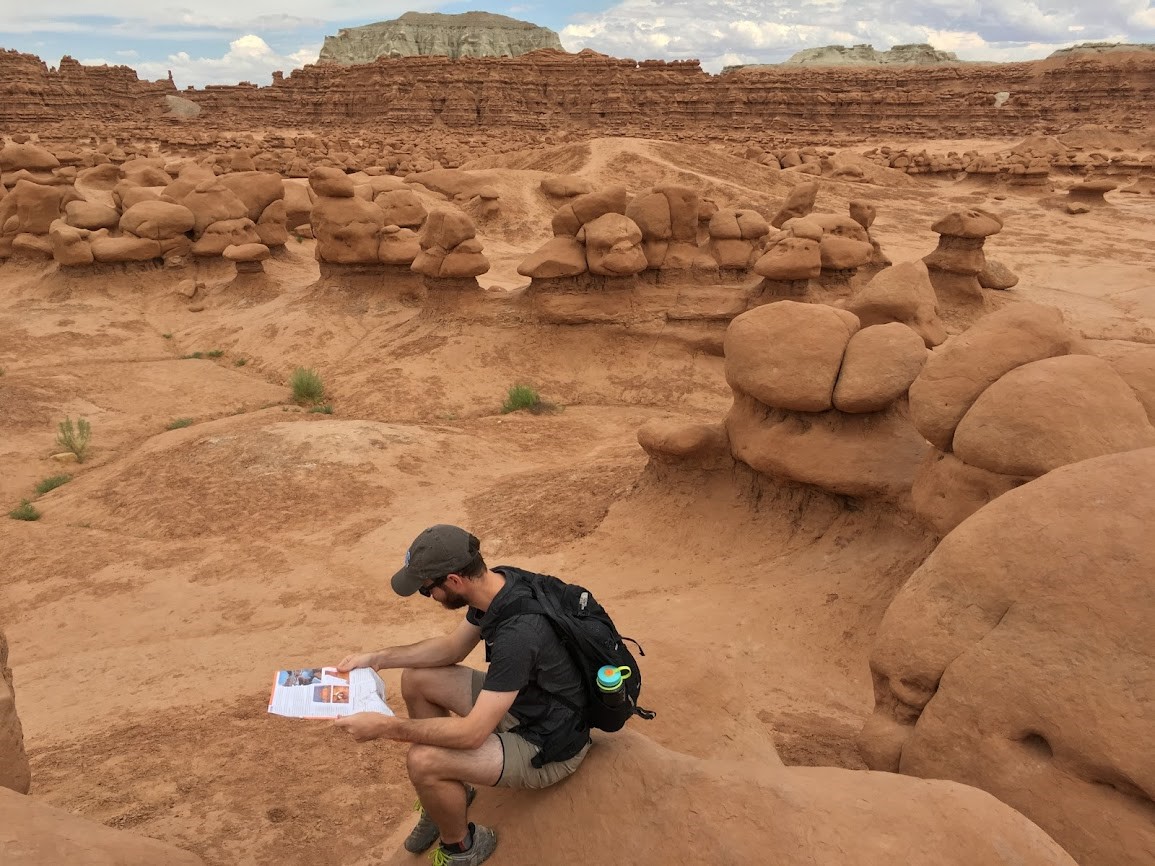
top-left (466, 568), bottom-right (589, 759)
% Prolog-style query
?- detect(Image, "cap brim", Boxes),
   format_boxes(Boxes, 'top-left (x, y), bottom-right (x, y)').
top-left (391, 566), bottom-right (421, 597)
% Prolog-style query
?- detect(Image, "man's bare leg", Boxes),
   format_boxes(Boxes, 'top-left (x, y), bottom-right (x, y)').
top-left (401, 665), bottom-right (478, 719)
top-left (407, 737), bottom-right (504, 845)
top-left (400, 666), bottom-right (497, 845)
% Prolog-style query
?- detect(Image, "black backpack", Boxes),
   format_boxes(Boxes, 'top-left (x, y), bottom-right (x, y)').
top-left (494, 567), bottom-right (656, 736)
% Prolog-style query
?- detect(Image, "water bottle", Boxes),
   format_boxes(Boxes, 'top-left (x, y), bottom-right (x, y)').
top-left (596, 665), bottom-right (632, 708)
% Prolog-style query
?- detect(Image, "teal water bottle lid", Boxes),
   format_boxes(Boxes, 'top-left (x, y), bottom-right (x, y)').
top-left (597, 665), bottom-right (632, 692)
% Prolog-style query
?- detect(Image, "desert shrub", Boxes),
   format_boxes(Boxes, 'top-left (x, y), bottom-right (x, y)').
top-left (206, 349), bottom-right (224, 358)
top-left (503, 383), bottom-right (561, 415)
top-left (502, 384), bottom-right (540, 413)
top-left (35, 474), bottom-right (72, 495)
top-left (309, 404), bottom-right (334, 415)
top-left (56, 417), bottom-right (92, 462)
top-left (234, 358), bottom-right (248, 367)
top-left (9, 500), bottom-right (40, 521)
top-left (290, 367), bottom-right (326, 405)
top-left (166, 418), bottom-right (194, 430)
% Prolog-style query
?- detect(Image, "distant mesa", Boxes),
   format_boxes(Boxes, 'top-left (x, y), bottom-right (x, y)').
top-left (1047, 41), bottom-right (1155, 58)
top-left (787, 43), bottom-right (960, 66)
top-left (725, 43), bottom-right (960, 73)
top-left (318, 11), bottom-right (564, 65)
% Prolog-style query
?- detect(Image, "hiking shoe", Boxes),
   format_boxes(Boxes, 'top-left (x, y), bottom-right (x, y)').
top-left (429, 824), bottom-right (497, 866)
top-left (404, 786), bottom-right (477, 854)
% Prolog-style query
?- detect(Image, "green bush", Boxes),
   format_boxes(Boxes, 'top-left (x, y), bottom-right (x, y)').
top-left (309, 404), bottom-right (334, 415)
top-left (35, 475), bottom-right (72, 495)
top-left (290, 367), bottom-right (326, 406)
top-left (502, 384), bottom-right (546, 414)
top-left (56, 417), bottom-right (92, 462)
top-left (206, 349), bottom-right (224, 359)
top-left (234, 358), bottom-right (247, 367)
top-left (9, 500), bottom-right (40, 521)
top-left (166, 418), bottom-right (194, 430)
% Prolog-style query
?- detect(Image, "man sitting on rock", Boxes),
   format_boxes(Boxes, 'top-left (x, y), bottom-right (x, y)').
top-left (334, 525), bottom-right (592, 866)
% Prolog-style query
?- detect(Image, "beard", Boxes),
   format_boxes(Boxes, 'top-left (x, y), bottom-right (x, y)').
top-left (439, 587), bottom-right (469, 610)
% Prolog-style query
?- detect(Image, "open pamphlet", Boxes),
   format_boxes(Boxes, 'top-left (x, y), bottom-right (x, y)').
top-left (268, 666), bottom-right (393, 719)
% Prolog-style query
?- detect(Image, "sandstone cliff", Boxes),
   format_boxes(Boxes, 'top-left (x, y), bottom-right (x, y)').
top-left (2, 47), bottom-right (1154, 143)
top-left (0, 50), bottom-right (175, 126)
top-left (318, 11), bottom-right (563, 64)
top-left (182, 49), bottom-right (1155, 139)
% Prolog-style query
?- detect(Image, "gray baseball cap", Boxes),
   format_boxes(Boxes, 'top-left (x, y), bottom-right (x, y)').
top-left (391, 525), bottom-right (480, 597)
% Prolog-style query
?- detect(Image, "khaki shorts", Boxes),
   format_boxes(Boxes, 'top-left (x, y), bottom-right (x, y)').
top-left (469, 669), bottom-right (591, 789)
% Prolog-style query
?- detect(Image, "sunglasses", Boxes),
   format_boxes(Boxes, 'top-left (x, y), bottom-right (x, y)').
top-left (418, 575), bottom-right (449, 598)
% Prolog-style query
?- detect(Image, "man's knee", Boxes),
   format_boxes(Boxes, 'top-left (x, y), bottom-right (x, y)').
top-left (400, 667), bottom-right (433, 703)
top-left (406, 744), bottom-right (441, 783)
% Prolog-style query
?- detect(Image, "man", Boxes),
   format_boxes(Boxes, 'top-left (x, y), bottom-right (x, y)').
top-left (334, 525), bottom-right (592, 866)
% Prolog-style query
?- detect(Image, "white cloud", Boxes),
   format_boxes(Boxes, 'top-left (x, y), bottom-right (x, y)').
top-left (560, 0), bottom-right (1155, 72)
top-left (133, 34), bottom-right (321, 87)
top-left (0, 1), bottom-right (441, 37)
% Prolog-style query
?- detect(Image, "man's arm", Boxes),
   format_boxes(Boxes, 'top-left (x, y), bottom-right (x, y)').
top-left (335, 689), bottom-right (517, 750)
top-left (338, 619), bottom-right (481, 672)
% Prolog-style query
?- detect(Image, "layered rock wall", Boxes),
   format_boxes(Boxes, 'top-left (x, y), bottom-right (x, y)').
top-left (2, 48), bottom-right (1154, 140)
top-left (0, 51), bottom-right (174, 126)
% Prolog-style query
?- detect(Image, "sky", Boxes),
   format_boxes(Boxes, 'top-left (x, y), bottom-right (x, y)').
top-left (1, 1), bottom-right (1152, 88)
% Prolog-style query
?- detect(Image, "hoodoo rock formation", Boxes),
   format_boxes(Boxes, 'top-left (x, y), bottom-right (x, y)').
top-left (640, 300), bottom-right (932, 500)
top-left (860, 448), bottom-right (1155, 866)
top-left (318, 12), bottom-right (564, 64)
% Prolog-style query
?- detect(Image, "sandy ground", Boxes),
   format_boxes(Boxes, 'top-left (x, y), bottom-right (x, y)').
top-left (2, 136), bottom-right (1153, 865)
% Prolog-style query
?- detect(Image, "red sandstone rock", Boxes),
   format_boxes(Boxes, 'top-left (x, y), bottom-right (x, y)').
top-left (910, 449), bottom-right (1030, 536)
top-left (48, 219), bottom-right (94, 266)
top-left (0, 629), bottom-right (28, 794)
top-left (753, 237), bottom-right (821, 280)
top-left (771, 181), bottom-right (819, 227)
top-left (908, 303), bottom-right (1079, 451)
top-left (190, 218), bottom-right (260, 257)
top-left (952, 354), bottom-right (1155, 475)
top-left (63, 200), bottom-right (118, 231)
top-left (90, 235), bottom-right (162, 263)
top-left (636, 419), bottom-right (731, 468)
top-left (518, 235), bottom-right (587, 278)
top-left (311, 195), bottom-right (384, 264)
top-left (861, 447), bottom-right (1155, 866)
top-left (833, 323), bottom-right (928, 413)
top-left (217, 171), bottom-right (284, 222)
top-left (846, 260), bottom-right (946, 348)
top-left (726, 394), bottom-right (928, 499)
top-left (119, 201), bottom-right (195, 240)
top-left (0, 787), bottom-right (205, 864)
top-left (724, 301), bottom-right (858, 412)
top-left (583, 213), bottom-right (647, 276)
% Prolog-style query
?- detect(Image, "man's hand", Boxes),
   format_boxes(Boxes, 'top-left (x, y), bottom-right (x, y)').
top-left (337, 652), bottom-right (378, 672)
top-left (334, 712), bottom-right (393, 742)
